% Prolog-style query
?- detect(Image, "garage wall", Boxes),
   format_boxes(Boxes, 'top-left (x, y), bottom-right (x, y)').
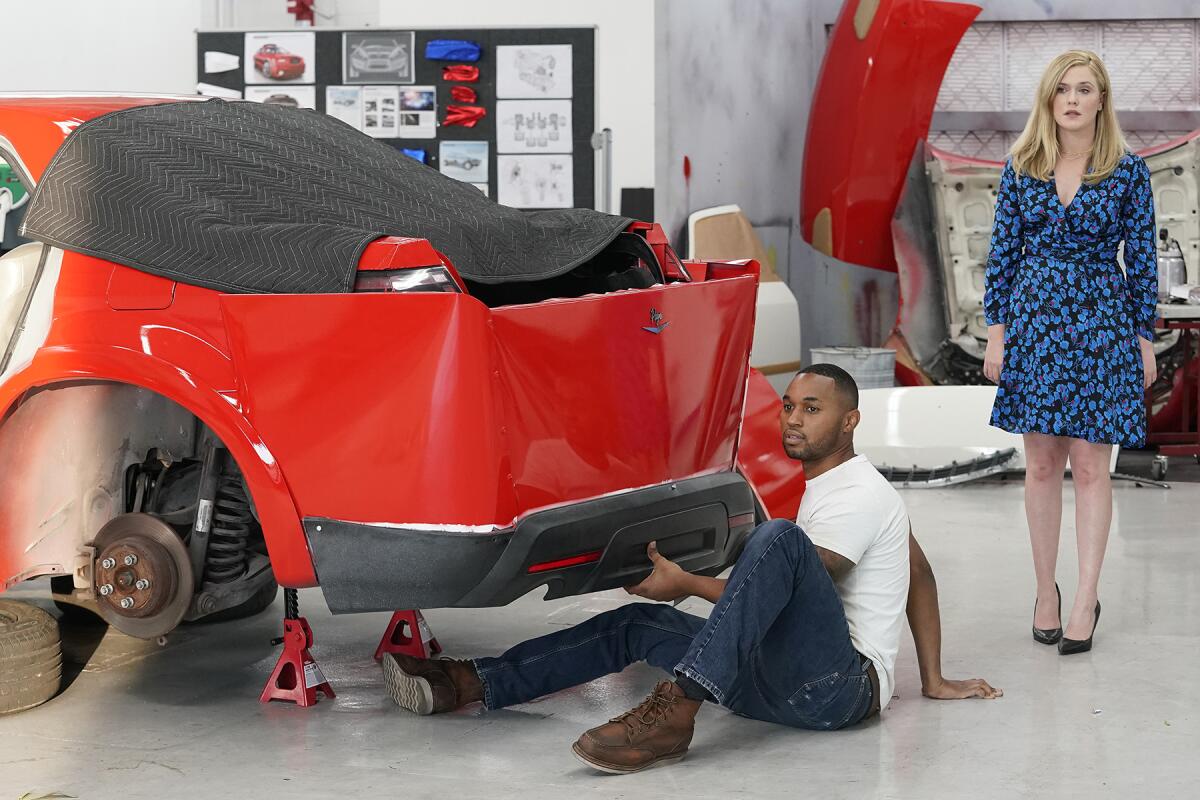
top-left (0, 1), bottom-right (380, 94)
top-left (654, 0), bottom-right (889, 361)
top-left (379, 0), bottom-right (656, 209)
top-left (0, 0), bottom-right (204, 94)
top-left (215, 0), bottom-right (381, 30)
top-left (654, 0), bottom-right (811, 250)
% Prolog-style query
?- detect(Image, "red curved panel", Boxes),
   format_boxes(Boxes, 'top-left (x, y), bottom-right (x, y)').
top-left (801, 0), bottom-right (979, 272)
top-left (220, 275), bottom-right (758, 528)
top-left (0, 96), bottom-right (189, 182)
top-left (0, 253), bottom-right (314, 586)
top-left (737, 369), bottom-right (805, 521)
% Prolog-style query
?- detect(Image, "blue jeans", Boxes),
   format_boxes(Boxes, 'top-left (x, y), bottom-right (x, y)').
top-left (474, 520), bottom-right (875, 731)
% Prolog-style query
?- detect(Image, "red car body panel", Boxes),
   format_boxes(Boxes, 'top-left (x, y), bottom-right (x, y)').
top-left (221, 273), bottom-right (758, 529)
top-left (0, 96), bottom-right (188, 183)
top-left (800, 0), bottom-right (980, 272)
top-left (357, 236), bottom-right (448, 272)
top-left (0, 252), bottom-right (777, 590)
top-left (735, 369), bottom-right (804, 522)
top-left (0, 96), bottom-right (806, 600)
top-left (0, 251), bottom-right (314, 587)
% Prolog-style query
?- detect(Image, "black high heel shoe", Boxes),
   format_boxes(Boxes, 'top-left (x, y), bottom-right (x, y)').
top-left (1032, 583), bottom-right (1062, 645)
top-left (1058, 601), bottom-right (1101, 655)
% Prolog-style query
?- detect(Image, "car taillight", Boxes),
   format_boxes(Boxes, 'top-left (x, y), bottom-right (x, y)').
top-left (353, 266), bottom-right (462, 293)
top-left (527, 550), bottom-right (603, 574)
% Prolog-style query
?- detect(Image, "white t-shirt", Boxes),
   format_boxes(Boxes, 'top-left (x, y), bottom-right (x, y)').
top-left (797, 454), bottom-right (910, 711)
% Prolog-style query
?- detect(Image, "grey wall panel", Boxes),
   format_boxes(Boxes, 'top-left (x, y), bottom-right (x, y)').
top-left (937, 23), bottom-right (1004, 112)
top-left (1102, 20), bottom-right (1197, 109)
top-left (656, 0), bottom-right (832, 358)
top-left (654, 0), bottom-right (812, 240)
top-left (1004, 21), bottom-right (1100, 108)
top-left (793, 244), bottom-right (900, 356)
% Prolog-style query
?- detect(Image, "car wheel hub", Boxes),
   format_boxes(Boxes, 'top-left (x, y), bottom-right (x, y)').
top-left (92, 513), bottom-right (194, 639)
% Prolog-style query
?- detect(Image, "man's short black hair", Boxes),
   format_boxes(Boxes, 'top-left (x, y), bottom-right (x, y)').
top-left (797, 363), bottom-right (859, 410)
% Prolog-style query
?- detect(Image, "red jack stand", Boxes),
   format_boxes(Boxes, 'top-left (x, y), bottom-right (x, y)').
top-left (261, 588), bottom-right (335, 707)
top-left (373, 609), bottom-right (442, 661)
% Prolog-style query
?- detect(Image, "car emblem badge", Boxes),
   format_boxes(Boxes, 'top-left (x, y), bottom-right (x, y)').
top-left (642, 308), bottom-right (670, 334)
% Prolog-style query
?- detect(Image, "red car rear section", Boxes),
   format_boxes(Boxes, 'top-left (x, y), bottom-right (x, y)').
top-left (221, 243), bottom-right (765, 610)
top-left (0, 96), bottom-right (803, 629)
top-left (225, 264), bottom-right (758, 526)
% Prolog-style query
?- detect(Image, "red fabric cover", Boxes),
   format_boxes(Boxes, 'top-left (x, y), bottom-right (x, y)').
top-left (450, 85), bottom-right (478, 103)
top-left (442, 64), bottom-right (480, 82)
top-left (443, 105), bottom-right (487, 128)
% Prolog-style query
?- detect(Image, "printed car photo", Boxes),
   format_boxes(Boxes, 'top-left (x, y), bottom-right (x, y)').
top-left (0, 96), bottom-right (803, 657)
top-left (253, 43), bottom-right (305, 81)
top-left (349, 38), bottom-right (409, 78)
top-left (262, 93), bottom-right (300, 107)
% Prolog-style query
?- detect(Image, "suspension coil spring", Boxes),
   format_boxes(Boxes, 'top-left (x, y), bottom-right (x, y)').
top-left (203, 472), bottom-right (253, 584)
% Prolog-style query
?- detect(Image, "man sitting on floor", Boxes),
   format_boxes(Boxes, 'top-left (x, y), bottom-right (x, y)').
top-left (382, 364), bottom-right (1002, 774)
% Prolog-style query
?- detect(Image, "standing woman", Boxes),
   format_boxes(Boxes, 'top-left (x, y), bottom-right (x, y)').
top-left (982, 50), bottom-right (1158, 655)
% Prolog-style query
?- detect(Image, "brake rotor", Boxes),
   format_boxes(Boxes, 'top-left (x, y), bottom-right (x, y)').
top-left (92, 513), bottom-right (194, 639)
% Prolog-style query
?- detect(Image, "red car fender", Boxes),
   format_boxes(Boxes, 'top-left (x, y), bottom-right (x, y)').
top-left (0, 97), bottom-right (188, 183)
top-left (737, 368), bottom-right (804, 522)
top-left (801, 0), bottom-right (980, 272)
top-left (0, 351), bottom-right (314, 587)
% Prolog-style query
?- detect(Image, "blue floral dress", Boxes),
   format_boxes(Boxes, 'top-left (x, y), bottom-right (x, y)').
top-left (984, 152), bottom-right (1158, 447)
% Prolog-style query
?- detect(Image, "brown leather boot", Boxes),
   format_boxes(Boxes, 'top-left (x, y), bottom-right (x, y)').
top-left (572, 681), bottom-right (702, 774)
top-left (382, 653), bottom-right (483, 715)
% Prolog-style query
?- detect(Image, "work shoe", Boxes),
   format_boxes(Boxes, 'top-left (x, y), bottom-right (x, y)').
top-left (572, 680), bottom-right (702, 774)
top-left (382, 653), bottom-right (482, 715)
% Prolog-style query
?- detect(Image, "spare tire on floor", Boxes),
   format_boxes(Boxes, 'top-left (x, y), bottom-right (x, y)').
top-left (0, 599), bottom-right (63, 714)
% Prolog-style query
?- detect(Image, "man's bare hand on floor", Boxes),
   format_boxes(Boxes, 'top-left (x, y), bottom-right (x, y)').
top-left (921, 676), bottom-right (1003, 700)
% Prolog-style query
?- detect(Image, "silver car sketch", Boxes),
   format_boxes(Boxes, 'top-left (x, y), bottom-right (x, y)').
top-left (349, 39), bottom-right (410, 79)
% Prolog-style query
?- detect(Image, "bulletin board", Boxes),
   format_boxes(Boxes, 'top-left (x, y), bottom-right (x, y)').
top-left (196, 27), bottom-right (596, 209)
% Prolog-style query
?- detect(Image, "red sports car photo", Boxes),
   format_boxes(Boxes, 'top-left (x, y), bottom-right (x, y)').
top-left (253, 43), bottom-right (305, 81)
top-left (0, 96), bottom-right (803, 651)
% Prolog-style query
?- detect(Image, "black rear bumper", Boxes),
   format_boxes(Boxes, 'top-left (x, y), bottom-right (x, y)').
top-left (306, 472), bottom-right (755, 613)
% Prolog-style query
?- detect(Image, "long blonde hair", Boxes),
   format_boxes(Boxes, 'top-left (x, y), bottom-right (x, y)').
top-left (1011, 50), bottom-right (1127, 183)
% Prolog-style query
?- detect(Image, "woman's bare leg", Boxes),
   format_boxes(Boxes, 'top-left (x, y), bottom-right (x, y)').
top-left (1023, 433), bottom-right (1070, 630)
top-left (1064, 438), bottom-right (1112, 639)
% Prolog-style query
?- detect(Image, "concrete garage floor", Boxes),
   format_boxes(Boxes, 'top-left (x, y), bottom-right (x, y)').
top-left (2, 480), bottom-right (1197, 799)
